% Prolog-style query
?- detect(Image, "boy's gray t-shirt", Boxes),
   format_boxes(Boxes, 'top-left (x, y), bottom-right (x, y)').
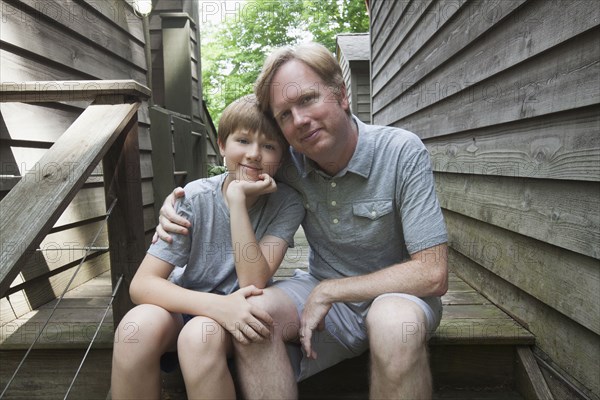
top-left (147, 174), bottom-right (305, 295)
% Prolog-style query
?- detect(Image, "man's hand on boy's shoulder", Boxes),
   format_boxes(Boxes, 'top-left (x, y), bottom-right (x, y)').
top-left (153, 187), bottom-right (189, 244)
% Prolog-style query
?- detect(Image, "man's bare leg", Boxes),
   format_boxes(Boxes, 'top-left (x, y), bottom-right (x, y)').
top-left (233, 287), bottom-right (300, 399)
top-left (367, 297), bottom-right (431, 400)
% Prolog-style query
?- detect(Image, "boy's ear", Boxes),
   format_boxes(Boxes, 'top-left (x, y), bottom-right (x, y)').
top-left (218, 138), bottom-right (226, 157)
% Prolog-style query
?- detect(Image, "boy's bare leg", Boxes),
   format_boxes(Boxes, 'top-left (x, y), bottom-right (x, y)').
top-left (111, 304), bottom-right (182, 399)
top-left (177, 316), bottom-right (235, 399)
top-left (233, 288), bottom-right (299, 399)
top-left (367, 297), bottom-right (431, 400)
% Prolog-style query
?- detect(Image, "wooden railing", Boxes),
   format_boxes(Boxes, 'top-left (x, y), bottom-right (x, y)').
top-left (0, 80), bottom-right (150, 325)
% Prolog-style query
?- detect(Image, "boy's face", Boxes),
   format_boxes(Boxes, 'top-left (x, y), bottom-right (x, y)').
top-left (219, 129), bottom-right (284, 181)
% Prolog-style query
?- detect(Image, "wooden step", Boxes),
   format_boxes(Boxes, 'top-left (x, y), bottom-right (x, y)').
top-left (0, 228), bottom-right (535, 399)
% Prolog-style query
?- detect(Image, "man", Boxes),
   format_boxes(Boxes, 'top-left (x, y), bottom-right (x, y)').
top-left (157, 42), bottom-right (448, 399)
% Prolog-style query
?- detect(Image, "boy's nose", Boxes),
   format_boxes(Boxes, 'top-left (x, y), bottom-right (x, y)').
top-left (246, 143), bottom-right (261, 160)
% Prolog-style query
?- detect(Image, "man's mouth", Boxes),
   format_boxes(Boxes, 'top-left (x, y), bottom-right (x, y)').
top-left (301, 128), bottom-right (320, 142)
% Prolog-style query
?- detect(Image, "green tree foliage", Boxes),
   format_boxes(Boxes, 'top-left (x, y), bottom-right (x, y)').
top-left (201, 0), bottom-right (369, 125)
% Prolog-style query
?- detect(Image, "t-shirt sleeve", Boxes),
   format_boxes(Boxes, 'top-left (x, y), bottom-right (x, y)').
top-left (263, 185), bottom-right (305, 248)
top-left (146, 197), bottom-right (194, 268)
top-left (396, 138), bottom-right (448, 254)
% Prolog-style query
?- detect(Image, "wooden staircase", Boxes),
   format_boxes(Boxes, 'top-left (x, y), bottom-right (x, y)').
top-left (0, 228), bottom-right (549, 400)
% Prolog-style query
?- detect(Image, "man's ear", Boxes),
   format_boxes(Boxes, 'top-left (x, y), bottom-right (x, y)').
top-left (339, 83), bottom-right (350, 111)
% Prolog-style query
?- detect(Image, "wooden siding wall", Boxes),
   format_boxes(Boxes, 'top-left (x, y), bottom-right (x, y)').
top-left (0, 0), bottom-right (155, 324)
top-left (337, 34), bottom-right (372, 123)
top-left (369, 0), bottom-right (599, 397)
top-left (351, 64), bottom-right (372, 124)
top-left (150, 0), bottom-right (202, 119)
top-left (148, 0), bottom-right (220, 178)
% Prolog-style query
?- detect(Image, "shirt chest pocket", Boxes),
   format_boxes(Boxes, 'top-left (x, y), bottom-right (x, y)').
top-left (350, 200), bottom-right (396, 244)
top-left (352, 201), bottom-right (394, 220)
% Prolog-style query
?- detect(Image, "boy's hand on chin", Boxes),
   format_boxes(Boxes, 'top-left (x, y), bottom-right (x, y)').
top-left (227, 174), bottom-right (278, 200)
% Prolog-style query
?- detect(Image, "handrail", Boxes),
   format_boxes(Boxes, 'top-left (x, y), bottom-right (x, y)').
top-left (0, 80), bottom-right (150, 325)
top-left (0, 80), bottom-right (151, 103)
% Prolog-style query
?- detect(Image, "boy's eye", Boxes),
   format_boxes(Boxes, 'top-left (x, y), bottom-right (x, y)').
top-left (278, 111), bottom-right (290, 121)
top-left (264, 144), bottom-right (277, 150)
top-left (237, 138), bottom-right (249, 144)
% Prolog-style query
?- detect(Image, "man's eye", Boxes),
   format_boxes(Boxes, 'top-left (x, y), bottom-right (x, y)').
top-left (302, 95), bottom-right (315, 104)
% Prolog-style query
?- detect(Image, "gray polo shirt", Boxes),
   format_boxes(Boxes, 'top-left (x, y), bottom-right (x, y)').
top-left (276, 116), bottom-right (447, 283)
top-left (148, 174), bottom-right (305, 295)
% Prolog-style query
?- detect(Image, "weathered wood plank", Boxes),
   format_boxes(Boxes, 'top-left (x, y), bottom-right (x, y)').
top-left (0, 253), bottom-right (109, 325)
top-left (1, 2), bottom-right (146, 83)
top-left (79, 0), bottom-right (145, 43)
top-left (515, 346), bottom-right (554, 400)
top-left (374, 0), bottom-right (600, 125)
top-left (427, 106), bottom-right (600, 182)
top-left (0, 102), bottom-right (79, 142)
top-left (370, 0), bottom-right (412, 61)
top-left (373, 0), bottom-right (520, 106)
top-left (101, 113), bottom-right (146, 326)
top-left (450, 248), bottom-right (600, 395)
top-left (0, 52), bottom-right (151, 125)
top-left (383, 27), bottom-right (600, 136)
top-left (0, 80), bottom-right (150, 103)
top-left (11, 221), bottom-right (109, 284)
top-left (431, 345), bottom-right (516, 387)
top-left (372, 0), bottom-right (467, 85)
top-left (445, 210), bottom-right (600, 335)
top-left (436, 173), bottom-right (600, 259)
top-left (16, 0), bottom-right (146, 69)
top-left (0, 102), bottom-right (139, 297)
top-left (442, 291), bottom-right (490, 306)
top-left (0, 349), bottom-right (112, 399)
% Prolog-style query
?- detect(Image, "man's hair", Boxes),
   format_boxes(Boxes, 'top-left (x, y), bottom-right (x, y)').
top-left (218, 94), bottom-right (288, 150)
top-left (254, 42), bottom-right (347, 115)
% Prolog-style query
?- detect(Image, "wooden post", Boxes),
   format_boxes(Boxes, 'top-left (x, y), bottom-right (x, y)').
top-left (102, 112), bottom-right (147, 326)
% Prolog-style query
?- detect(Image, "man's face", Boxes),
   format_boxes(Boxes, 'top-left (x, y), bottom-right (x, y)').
top-left (269, 60), bottom-right (351, 166)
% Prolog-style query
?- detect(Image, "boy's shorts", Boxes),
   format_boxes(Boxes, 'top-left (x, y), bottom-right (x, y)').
top-left (273, 269), bottom-right (443, 382)
top-left (159, 313), bottom-right (193, 373)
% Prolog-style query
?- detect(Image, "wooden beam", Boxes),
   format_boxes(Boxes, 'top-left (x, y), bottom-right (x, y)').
top-left (516, 346), bottom-right (555, 400)
top-left (0, 102), bottom-right (139, 297)
top-left (102, 113), bottom-right (146, 326)
top-left (0, 80), bottom-right (150, 103)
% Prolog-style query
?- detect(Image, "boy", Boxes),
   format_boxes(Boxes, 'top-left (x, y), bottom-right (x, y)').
top-left (111, 94), bottom-right (305, 399)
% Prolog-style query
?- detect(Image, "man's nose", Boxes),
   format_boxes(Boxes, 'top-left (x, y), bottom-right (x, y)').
top-left (292, 108), bottom-right (309, 127)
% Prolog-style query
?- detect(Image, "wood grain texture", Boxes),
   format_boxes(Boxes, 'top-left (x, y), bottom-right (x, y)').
top-left (0, 102), bottom-right (139, 296)
top-left (427, 106), bottom-right (600, 182)
top-left (450, 248), bottom-right (600, 395)
top-left (436, 172), bottom-right (600, 258)
top-left (445, 210), bottom-right (600, 335)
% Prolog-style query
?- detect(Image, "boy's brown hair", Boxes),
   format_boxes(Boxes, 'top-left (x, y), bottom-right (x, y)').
top-left (218, 94), bottom-right (288, 150)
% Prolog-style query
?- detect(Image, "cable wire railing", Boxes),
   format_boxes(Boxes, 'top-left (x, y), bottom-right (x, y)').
top-left (0, 199), bottom-right (119, 399)
top-left (0, 80), bottom-right (150, 398)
